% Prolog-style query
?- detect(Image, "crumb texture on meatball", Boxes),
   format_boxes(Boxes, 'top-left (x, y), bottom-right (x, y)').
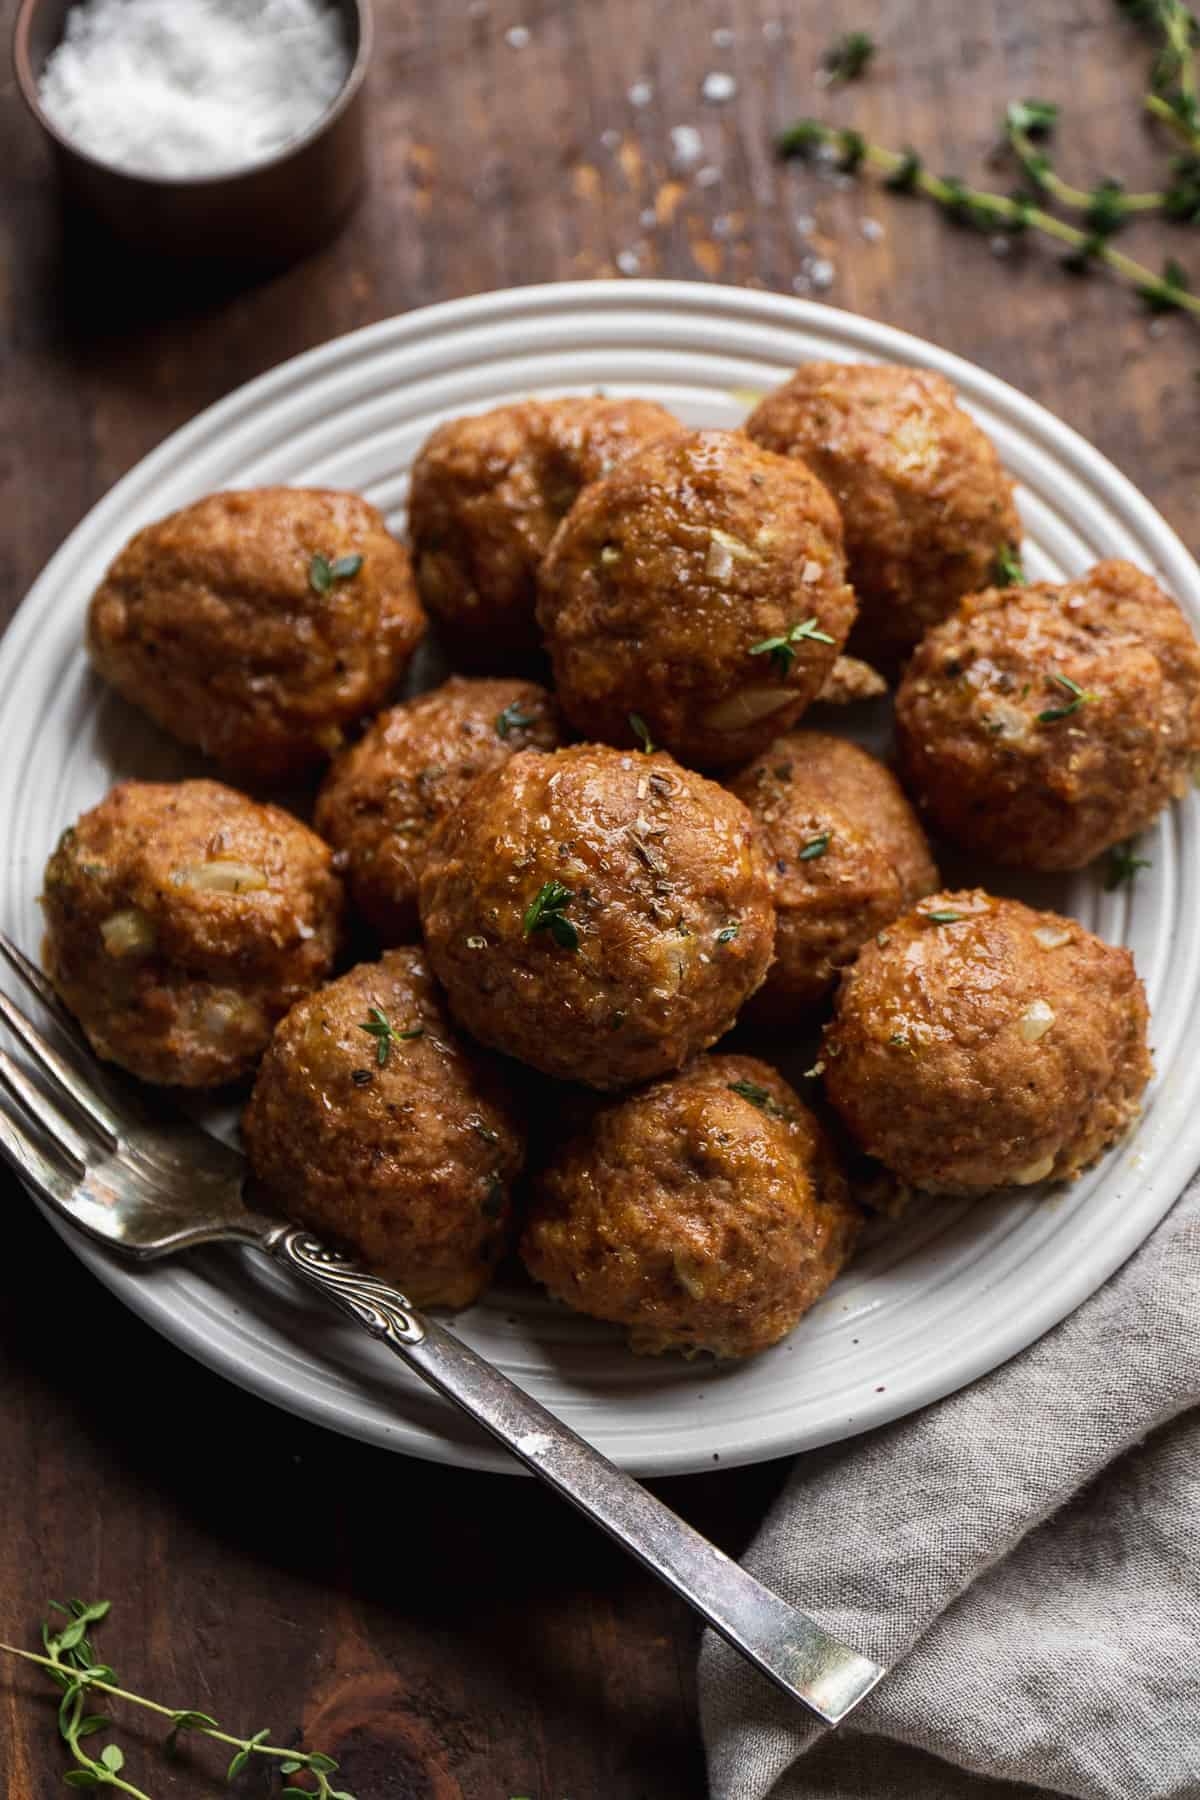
top-left (822, 889), bottom-right (1152, 1194)
top-left (409, 396), bottom-right (679, 666)
top-left (895, 560), bottom-right (1200, 869)
top-left (729, 731), bottom-right (938, 1020)
top-left (243, 949), bottom-right (525, 1308)
top-left (42, 779), bottom-right (342, 1088)
top-left (87, 488), bottom-right (426, 784)
top-left (746, 363), bottom-right (1019, 672)
top-left (418, 743), bottom-right (775, 1089)
top-left (522, 1054), bottom-right (860, 1357)
top-left (315, 676), bottom-right (563, 942)
top-left (537, 429), bottom-right (856, 767)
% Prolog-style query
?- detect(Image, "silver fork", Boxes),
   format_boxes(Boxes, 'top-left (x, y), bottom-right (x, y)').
top-left (0, 929), bottom-right (884, 1727)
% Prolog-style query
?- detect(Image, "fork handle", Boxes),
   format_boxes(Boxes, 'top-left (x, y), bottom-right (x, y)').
top-left (264, 1225), bottom-right (884, 1726)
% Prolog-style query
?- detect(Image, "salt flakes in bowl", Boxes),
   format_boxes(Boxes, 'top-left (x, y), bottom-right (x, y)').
top-left (38, 0), bottom-right (353, 181)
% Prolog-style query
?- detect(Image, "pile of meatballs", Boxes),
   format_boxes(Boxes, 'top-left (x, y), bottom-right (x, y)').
top-left (43, 363), bottom-right (1200, 1361)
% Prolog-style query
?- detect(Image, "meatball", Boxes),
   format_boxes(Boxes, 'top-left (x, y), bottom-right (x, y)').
top-left (822, 890), bottom-right (1152, 1195)
top-left (729, 732), bottom-right (938, 1022)
top-left (522, 1054), bottom-right (860, 1357)
top-left (242, 949), bottom-right (525, 1308)
top-left (42, 780), bottom-right (342, 1088)
top-left (746, 363), bottom-right (1020, 672)
top-left (418, 743), bottom-right (775, 1089)
top-left (895, 560), bottom-right (1200, 870)
top-left (315, 676), bottom-right (563, 942)
top-left (88, 488), bottom-right (426, 784)
top-left (408, 396), bottom-right (679, 666)
top-left (537, 429), bottom-right (856, 767)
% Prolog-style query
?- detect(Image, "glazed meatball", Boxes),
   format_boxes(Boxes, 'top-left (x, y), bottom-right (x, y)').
top-left (822, 890), bottom-right (1152, 1195)
top-left (522, 1054), bottom-right (860, 1357)
top-left (42, 780), bottom-right (342, 1088)
top-left (88, 488), bottom-right (426, 784)
top-left (537, 429), bottom-right (856, 767)
top-left (746, 363), bottom-right (1020, 672)
top-left (242, 949), bottom-right (525, 1308)
top-left (729, 732), bottom-right (938, 1022)
top-left (895, 560), bottom-right (1200, 870)
top-left (315, 677), bottom-right (563, 942)
top-left (418, 743), bottom-right (775, 1089)
top-left (409, 396), bottom-right (679, 666)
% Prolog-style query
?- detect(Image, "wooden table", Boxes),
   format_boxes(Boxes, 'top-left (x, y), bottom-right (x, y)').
top-left (1, 2), bottom-right (1195, 1792)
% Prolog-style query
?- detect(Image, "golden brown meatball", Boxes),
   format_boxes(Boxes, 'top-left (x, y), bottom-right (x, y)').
top-left (895, 560), bottom-right (1200, 870)
top-left (822, 889), bottom-right (1152, 1195)
top-left (315, 677), bottom-right (563, 942)
top-left (522, 1053), bottom-right (860, 1357)
top-left (746, 363), bottom-right (1020, 672)
top-left (242, 949), bottom-right (525, 1308)
top-left (729, 732), bottom-right (938, 1022)
top-left (418, 744), bottom-right (775, 1089)
top-left (409, 396), bottom-right (679, 666)
top-left (42, 780), bottom-right (342, 1088)
top-left (88, 488), bottom-right (426, 784)
top-left (816, 655), bottom-right (888, 706)
top-left (537, 429), bottom-right (856, 767)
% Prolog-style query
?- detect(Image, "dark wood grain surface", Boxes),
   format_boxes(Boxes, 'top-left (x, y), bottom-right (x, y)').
top-left (2, 2), bottom-right (1197, 1794)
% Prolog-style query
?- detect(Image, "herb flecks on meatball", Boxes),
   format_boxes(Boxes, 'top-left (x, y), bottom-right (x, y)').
top-left (747, 362), bottom-right (1019, 673)
top-left (729, 731), bottom-right (938, 1022)
top-left (88, 487), bottom-right (425, 784)
top-left (243, 949), bottom-right (525, 1308)
top-left (409, 396), bottom-right (680, 667)
top-left (822, 889), bottom-right (1152, 1195)
top-left (418, 743), bottom-right (775, 1089)
top-left (537, 429), bottom-right (856, 767)
top-left (895, 559), bottom-right (1200, 870)
top-left (42, 779), bottom-right (343, 1088)
top-left (522, 1053), bottom-right (861, 1357)
top-left (315, 676), bottom-right (563, 942)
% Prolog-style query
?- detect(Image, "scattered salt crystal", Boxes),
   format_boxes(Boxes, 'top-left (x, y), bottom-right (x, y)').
top-left (712, 26), bottom-right (734, 47)
top-left (38, 0), bottom-right (352, 180)
top-left (628, 78), bottom-right (653, 106)
top-left (990, 234), bottom-right (1011, 257)
top-left (617, 248), bottom-right (641, 274)
top-left (670, 124), bottom-right (704, 167)
top-left (696, 164), bottom-right (721, 187)
top-left (792, 272), bottom-right (812, 294)
top-left (505, 23), bottom-right (530, 47)
top-left (1149, 318), bottom-right (1169, 338)
top-left (794, 211), bottom-right (815, 234)
top-left (860, 216), bottom-right (884, 242)
top-left (702, 70), bottom-right (737, 102)
top-left (639, 207), bottom-right (658, 228)
top-left (600, 128), bottom-right (620, 149)
top-left (713, 213), bottom-right (734, 239)
top-left (808, 257), bottom-right (835, 289)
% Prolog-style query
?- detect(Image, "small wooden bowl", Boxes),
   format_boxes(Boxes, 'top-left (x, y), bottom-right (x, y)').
top-left (12, 0), bottom-right (373, 267)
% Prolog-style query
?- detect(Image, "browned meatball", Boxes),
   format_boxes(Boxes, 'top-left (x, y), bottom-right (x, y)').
top-left (418, 744), bottom-right (775, 1089)
top-left (729, 732), bottom-right (938, 1022)
top-left (409, 397), bottom-right (679, 666)
top-left (522, 1054), bottom-right (860, 1357)
top-left (315, 677), bottom-right (563, 942)
top-left (746, 363), bottom-right (1020, 672)
top-left (537, 429), bottom-right (856, 767)
top-left (88, 488), bottom-right (426, 784)
top-left (42, 780), bottom-right (342, 1088)
top-left (242, 949), bottom-right (525, 1308)
top-left (895, 560), bottom-right (1200, 870)
top-left (822, 890), bottom-right (1152, 1195)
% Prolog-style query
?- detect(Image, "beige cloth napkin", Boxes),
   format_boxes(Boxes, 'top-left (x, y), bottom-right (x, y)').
top-left (699, 1174), bottom-right (1200, 1800)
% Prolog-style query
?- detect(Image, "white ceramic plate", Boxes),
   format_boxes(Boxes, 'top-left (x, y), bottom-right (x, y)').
top-left (3, 281), bottom-right (1198, 1477)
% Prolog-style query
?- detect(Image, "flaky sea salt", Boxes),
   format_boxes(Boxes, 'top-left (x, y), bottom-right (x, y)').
top-left (627, 79), bottom-right (653, 106)
top-left (701, 70), bottom-right (737, 102)
top-left (670, 124), bottom-right (704, 168)
top-left (39, 0), bottom-right (351, 179)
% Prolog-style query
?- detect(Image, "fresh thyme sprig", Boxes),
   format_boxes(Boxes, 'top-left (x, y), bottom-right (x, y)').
top-left (1104, 839), bottom-right (1153, 887)
top-left (522, 879), bottom-right (579, 949)
top-left (749, 616), bottom-right (836, 677)
top-left (819, 30), bottom-right (875, 85)
top-left (495, 700), bottom-right (536, 739)
top-left (1037, 671), bottom-right (1099, 722)
top-left (1117, 0), bottom-right (1200, 147)
top-left (1002, 99), bottom-right (1179, 229)
top-left (358, 1005), bottom-right (423, 1066)
top-left (992, 544), bottom-right (1028, 586)
top-left (0, 1600), bottom-right (355, 1798)
top-left (308, 553), bottom-right (364, 595)
top-left (727, 1079), bottom-right (793, 1119)
top-left (776, 120), bottom-right (1200, 319)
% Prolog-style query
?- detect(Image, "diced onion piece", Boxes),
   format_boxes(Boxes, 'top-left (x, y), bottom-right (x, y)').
top-left (985, 699), bottom-right (1029, 742)
top-left (702, 687), bottom-right (797, 732)
top-left (1033, 925), bottom-right (1072, 950)
top-left (1019, 998), bottom-right (1056, 1043)
top-left (672, 1250), bottom-right (709, 1299)
top-left (200, 993), bottom-right (262, 1045)
top-left (172, 860), bottom-right (269, 894)
top-left (1013, 1151), bottom-right (1056, 1186)
top-left (100, 908), bottom-right (156, 958)
top-left (705, 528), bottom-right (757, 581)
top-left (800, 558), bottom-right (823, 583)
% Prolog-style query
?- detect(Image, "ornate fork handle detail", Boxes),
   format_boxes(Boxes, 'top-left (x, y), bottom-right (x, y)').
top-left (266, 1226), bottom-right (426, 1348)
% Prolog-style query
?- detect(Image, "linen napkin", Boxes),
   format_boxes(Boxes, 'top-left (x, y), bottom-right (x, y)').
top-left (699, 1171), bottom-right (1200, 1800)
